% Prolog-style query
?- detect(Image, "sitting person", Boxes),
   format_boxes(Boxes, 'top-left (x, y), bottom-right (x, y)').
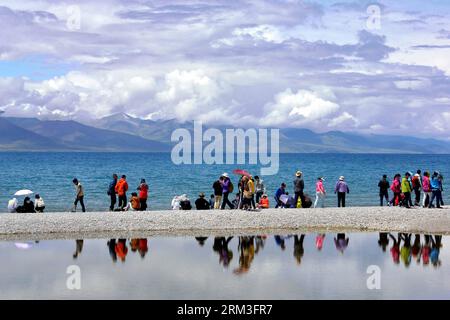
top-left (16, 197), bottom-right (36, 213)
top-left (35, 194), bottom-right (45, 213)
top-left (7, 198), bottom-right (18, 213)
top-left (116, 192), bottom-right (140, 211)
top-left (258, 194), bottom-right (270, 209)
top-left (195, 193), bottom-right (210, 210)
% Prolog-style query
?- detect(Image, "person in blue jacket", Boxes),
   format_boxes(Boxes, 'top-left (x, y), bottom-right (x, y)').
top-left (428, 171), bottom-right (443, 209)
top-left (274, 183), bottom-right (287, 208)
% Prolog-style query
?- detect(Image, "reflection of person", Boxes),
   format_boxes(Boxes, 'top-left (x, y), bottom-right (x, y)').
top-left (389, 233), bottom-right (401, 264)
top-left (233, 237), bottom-right (255, 275)
top-left (378, 233), bottom-right (389, 252)
top-left (255, 236), bottom-right (266, 254)
top-left (411, 234), bottom-right (421, 262)
top-left (334, 233), bottom-right (349, 253)
top-left (73, 239), bottom-right (83, 259)
top-left (400, 233), bottom-right (412, 267)
top-left (195, 237), bottom-right (208, 247)
top-left (421, 235), bottom-right (431, 266)
top-left (138, 239), bottom-right (148, 258)
top-left (213, 237), bottom-right (234, 268)
top-left (316, 234), bottom-right (325, 250)
top-left (430, 235), bottom-right (442, 267)
top-left (274, 235), bottom-right (286, 251)
top-left (115, 239), bottom-right (128, 262)
top-left (293, 235), bottom-right (305, 265)
top-left (107, 239), bottom-right (117, 263)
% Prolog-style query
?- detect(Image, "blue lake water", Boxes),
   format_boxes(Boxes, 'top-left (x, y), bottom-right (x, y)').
top-left (0, 153), bottom-right (449, 212)
top-left (0, 233), bottom-right (448, 299)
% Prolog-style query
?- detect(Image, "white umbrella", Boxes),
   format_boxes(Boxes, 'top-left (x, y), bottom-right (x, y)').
top-left (14, 189), bottom-right (33, 196)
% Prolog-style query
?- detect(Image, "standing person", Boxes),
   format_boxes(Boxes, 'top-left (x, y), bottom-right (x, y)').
top-left (429, 171), bottom-right (443, 209)
top-left (212, 177), bottom-right (223, 209)
top-left (293, 171), bottom-right (305, 208)
top-left (220, 173), bottom-right (234, 209)
top-left (34, 194), bottom-right (45, 212)
top-left (314, 177), bottom-right (326, 208)
top-left (378, 175), bottom-right (390, 206)
top-left (137, 179), bottom-right (149, 211)
top-left (108, 174), bottom-right (118, 211)
top-left (274, 183), bottom-right (287, 208)
top-left (335, 176), bottom-right (349, 207)
top-left (115, 175), bottom-right (129, 210)
top-left (401, 172), bottom-right (413, 208)
top-left (254, 176), bottom-right (265, 204)
top-left (412, 170), bottom-right (422, 206)
top-left (390, 174), bottom-right (402, 206)
top-left (422, 171), bottom-right (431, 208)
top-left (248, 176), bottom-right (256, 210)
top-left (438, 173), bottom-right (445, 207)
top-left (72, 178), bottom-right (86, 212)
top-left (209, 195), bottom-right (215, 209)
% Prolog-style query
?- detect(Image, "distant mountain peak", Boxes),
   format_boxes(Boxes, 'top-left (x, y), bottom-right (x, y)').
top-left (102, 112), bottom-right (137, 121)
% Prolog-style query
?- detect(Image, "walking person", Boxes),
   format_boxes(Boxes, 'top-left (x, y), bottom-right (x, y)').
top-left (115, 175), bottom-right (129, 210)
top-left (248, 176), bottom-right (256, 210)
top-left (401, 172), bottom-right (413, 208)
top-left (378, 175), bottom-right (390, 206)
top-left (335, 176), bottom-right (349, 207)
top-left (293, 171), bottom-right (305, 208)
top-left (422, 171), bottom-right (431, 208)
top-left (412, 170), bottom-right (422, 206)
top-left (108, 174), bottom-right (118, 211)
top-left (220, 173), bottom-right (234, 209)
top-left (72, 178), bottom-right (86, 212)
top-left (212, 177), bottom-right (223, 209)
top-left (314, 177), bottom-right (326, 208)
top-left (429, 171), bottom-right (443, 209)
top-left (137, 179), bottom-right (149, 211)
top-left (254, 176), bottom-right (265, 204)
top-left (390, 174), bottom-right (402, 206)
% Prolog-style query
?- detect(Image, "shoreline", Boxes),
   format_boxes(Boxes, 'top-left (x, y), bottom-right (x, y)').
top-left (1, 206), bottom-right (450, 241)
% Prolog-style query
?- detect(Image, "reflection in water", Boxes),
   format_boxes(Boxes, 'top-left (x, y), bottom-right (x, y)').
top-left (73, 240), bottom-right (83, 259)
top-left (213, 237), bottom-right (233, 268)
top-left (195, 237), bottom-right (208, 247)
top-left (293, 235), bottom-right (305, 265)
top-left (334, 233), bottom-right (349, 253)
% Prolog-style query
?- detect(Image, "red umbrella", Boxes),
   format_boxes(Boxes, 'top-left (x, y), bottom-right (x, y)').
top-left (233, 169), bottom-right (251, 177)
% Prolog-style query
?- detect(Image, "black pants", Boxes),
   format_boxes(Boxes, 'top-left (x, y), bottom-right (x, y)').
top-left (140, 199), bottom-right (147, 211)
top-left (403, 192), bottom-right (412, 208)
top-left (294, 191), bottom-right (305, 208)
top-left (255, 191), bottom-right (263, 203)
top-left (74, 196), bottom-right (86, 212)
top-left (429, 190), bottom-right (443, 208)
top-left (413, 188), bottom-right (421, 205)
top-left (337, 192), bottom-right (346, 207)
top-left (109, 194), bottom-right (116, 211)
top-left (221, 192), bottom-right (234, 209)
top-left (118, 195), bottom-right (127, 209)
top-left (380, 192), bottom-right (389, 206)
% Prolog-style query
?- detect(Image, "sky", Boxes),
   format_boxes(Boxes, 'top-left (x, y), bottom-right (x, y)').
top-left (0, 0), bottom-right (450, 138)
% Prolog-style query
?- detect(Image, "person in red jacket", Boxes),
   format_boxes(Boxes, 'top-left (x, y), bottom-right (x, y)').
top-left (115, 175), bottom-right (129, 210)
top-left (137, 178), bottom-right (149, 211)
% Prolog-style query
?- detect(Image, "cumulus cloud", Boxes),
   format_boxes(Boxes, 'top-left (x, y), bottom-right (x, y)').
top-left (0, 0), bottom-right (450, 139)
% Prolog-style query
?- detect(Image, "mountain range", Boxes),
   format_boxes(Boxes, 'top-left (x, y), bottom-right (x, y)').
top-left (1, 113), bottom-right (450, 153)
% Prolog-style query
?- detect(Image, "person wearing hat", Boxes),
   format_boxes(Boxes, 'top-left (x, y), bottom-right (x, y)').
top-left (220, 173), bottom-right (234, 209)
top-left (314, 177), bottom-right (326, 208)
top-left (335, 176), bottom-right (349, 207)
top-left (401, 172), bottom-right (413, 208)
top-left (411, 170), bottom-right (422, 206)
top-left (195, 192), bottom-right (210, 210)
top-left (293, 171), bottom-right (305, 208)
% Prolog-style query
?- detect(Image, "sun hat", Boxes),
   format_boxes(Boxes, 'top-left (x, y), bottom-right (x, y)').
top-left (318, 177), bottom-right (325, 181)
top-left (222, 172), bottom-right (229, 178)
top-left (295, 171), bottom-right (302, 177)
top-left (339, 176), bottom-right (345, 181)
top-left (199, 192), bottom-right (205, 197)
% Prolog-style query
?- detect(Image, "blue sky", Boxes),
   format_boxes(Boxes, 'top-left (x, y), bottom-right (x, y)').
top-left (0, 0), bottom-right (450, 138)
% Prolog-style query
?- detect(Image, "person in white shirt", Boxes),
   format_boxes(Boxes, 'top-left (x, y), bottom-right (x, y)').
top-left (7, 198), bottom-right (18, 213)
top-left (35, 194), bottom-right (45, 213)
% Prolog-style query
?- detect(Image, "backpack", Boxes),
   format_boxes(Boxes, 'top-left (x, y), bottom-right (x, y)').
top-left (229, 181), bottom-right (234, 193)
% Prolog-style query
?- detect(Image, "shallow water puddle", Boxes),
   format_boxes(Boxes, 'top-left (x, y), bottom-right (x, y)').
top-left (0, 232), bottom-right (449, 299)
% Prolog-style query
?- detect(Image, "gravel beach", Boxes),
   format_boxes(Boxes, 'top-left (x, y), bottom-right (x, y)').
top-left (1, 206), bottom-right (450, 241)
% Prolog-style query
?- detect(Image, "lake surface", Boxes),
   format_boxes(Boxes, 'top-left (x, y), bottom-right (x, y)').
top-left (0, 232), bottom-right (448, 299)
top-left (0, 153), bottom-right (449, 212)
